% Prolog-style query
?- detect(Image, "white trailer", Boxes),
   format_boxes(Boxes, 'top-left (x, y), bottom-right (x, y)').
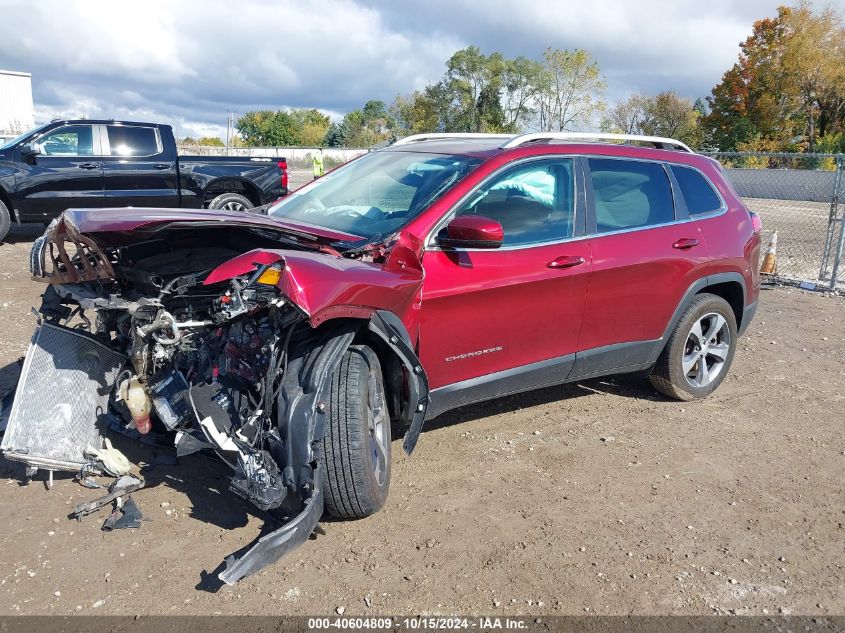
top-left (0, 70), bottom-right (35, 136)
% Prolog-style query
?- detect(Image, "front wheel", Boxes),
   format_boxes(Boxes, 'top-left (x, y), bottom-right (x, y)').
top-left (319, 345), bottom-right (391, 519)
top-left (650, 293), bottom-right (737, 401)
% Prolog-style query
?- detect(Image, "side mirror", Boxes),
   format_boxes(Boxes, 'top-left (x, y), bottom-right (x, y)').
top-left (20, 143), bottom-right (41, 161)
top-left (439, 215), bottom-right (504, 249)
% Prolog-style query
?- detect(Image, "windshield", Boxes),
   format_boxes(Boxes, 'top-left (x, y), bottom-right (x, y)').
top-left (267, 150), bottom-right (482, 243)
top-left (0, 123), bottom-right (51, 151)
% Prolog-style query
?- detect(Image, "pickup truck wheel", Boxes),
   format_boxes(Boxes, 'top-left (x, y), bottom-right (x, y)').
top-left (650, 293), bottom-right (737, 401)
top-left (0, 200), bottom-right (10, 242)
top-left (319, 345), bottom-right (391, 519)
top-left (207, 192), bottom-right (253, 212)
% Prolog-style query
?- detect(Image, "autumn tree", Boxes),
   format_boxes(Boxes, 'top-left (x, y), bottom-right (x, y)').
top-left (603, 91), bottom-right (702, 147)
top-left (602, 93), bottom-right (650, 135)
top-left (534, 48), bottom-right (606, 132)
top-left (703, 2), bottom-right (845, 151)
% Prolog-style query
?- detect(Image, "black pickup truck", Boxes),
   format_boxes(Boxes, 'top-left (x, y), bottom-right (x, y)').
top-left (0, 120), bottom-right (288, 241)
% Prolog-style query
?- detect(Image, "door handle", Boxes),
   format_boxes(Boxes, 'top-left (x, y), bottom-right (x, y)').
top-left (547, 255), bottom-right (586, 269)
top-left (153, 163), bottom-right (171, 170)
top-left (78, 162), bottom-right (100, 170)
top-left (672, 238), bottom-right (700, 250)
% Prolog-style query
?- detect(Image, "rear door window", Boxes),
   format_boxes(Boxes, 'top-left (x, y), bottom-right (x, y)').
top-left (451, 158), bottom-right (575, 247)
top-left (671, 165), bottom-right (723, 215)
top-left (588, 158), bottom-right (674, 233)
top-left (106, 125), bottom-right (161, 157)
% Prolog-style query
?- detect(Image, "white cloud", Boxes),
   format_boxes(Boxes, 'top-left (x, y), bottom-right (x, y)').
top-left (2, 0), bottom-right (843, 138)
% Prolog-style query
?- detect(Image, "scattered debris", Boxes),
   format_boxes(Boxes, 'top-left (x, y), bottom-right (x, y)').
top-left (71, 475), bottom-right (144, 520)
top-left (102, 496), bottom-right (143, 531)
top-left (84, 438), bottom-right (131, 477)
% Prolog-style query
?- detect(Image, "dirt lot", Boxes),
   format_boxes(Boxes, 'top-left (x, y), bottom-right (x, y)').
top-left (0, 225), bottom-right (843, 617)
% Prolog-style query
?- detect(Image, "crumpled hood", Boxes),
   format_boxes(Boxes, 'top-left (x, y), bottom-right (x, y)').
top-left (61, 207), bottom-right (362, 243)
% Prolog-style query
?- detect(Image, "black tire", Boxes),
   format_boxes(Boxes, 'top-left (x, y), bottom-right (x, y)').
top-left (207, 192), bottom-right (253, 212)
top-left (650, 293), bottom-right (738, 401)
top-left (0, 199), bottom-right (10, 243)
top-left (319, 345), bottom-right (392, 519)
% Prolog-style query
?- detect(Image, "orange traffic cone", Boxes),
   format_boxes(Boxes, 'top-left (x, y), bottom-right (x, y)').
top-left (760, 230), bottom-right (777, 275)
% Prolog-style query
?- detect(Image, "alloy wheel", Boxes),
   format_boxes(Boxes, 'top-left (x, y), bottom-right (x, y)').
top-left (220, 200), bottom-right (246, 211)
top-left (682, 312), bottom-right (732, 389)
top-left (366, 365), bottom-right (390, 487)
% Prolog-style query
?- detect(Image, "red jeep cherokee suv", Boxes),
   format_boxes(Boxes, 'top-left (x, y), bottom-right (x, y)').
top-left (6, 132), bottom-right (761, 582)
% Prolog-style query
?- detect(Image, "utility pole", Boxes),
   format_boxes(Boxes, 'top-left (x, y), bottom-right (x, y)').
top-left (226, 110), bottom-right (237, 150)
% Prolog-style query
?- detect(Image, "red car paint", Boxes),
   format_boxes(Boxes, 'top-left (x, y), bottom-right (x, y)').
top-left (67, 139), bottom-right (760, 411)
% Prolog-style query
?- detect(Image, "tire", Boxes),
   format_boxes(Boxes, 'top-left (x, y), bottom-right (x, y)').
top-left (0, 199), bottom-right (10, 243)
top-left (319, 345), bottom-right (392, 519)
top-left (650, 293), bottom-right (738, 401)
top-left (207, 192), bottom-right (253, 212)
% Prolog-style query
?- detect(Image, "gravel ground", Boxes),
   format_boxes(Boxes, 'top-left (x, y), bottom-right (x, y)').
top-left (0, 224), bottom-right (843, 617)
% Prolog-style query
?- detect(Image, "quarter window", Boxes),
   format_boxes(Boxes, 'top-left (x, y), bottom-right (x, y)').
top-left (106, 125), bottom-right (161, 157)
top-left (37, 125), bottom-right (95, 156)
top-left (450, 159), bottom-right (575, 247)
top-left (588, 158), bottom-right (674, 232)
top-left (672, 165), bottom-right (722, 215)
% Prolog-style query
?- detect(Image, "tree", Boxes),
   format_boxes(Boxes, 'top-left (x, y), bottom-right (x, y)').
top-left (194, 136), bottom-right (224, 146)
top-left (641, 91), bottom-right (702, 147)
top-left (703, 3), bottom-right (845, 151)
top-left (780, 2), bottom-right (845, 150)
top-left (323, 122), bottom-right (345, 147)
top-left (602, 93), bottom-right (650, 134)
top-left (501, 56), bottom-right (543, 131)
top-left (235, 110), bottom-right (300, 146)
top-left (603, 92), bottom-right (702, 148)
top-left (291, 108), bottom-right (330, 146)
top-left (534, 48), bottom-right (606, 132)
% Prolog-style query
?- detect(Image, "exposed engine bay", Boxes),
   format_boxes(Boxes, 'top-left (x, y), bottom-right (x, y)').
top-left (2, 213), bottom-right (429, 585)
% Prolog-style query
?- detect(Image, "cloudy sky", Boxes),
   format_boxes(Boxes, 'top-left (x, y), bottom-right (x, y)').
top-left (1, 0), bottom-right (842, 139)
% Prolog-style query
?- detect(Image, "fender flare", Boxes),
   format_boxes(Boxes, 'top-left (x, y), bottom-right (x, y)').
top-left (275, 311), bottom-right (430, 497)
top-left (367, 310), bottom-right (430, 455)
top-left (646, 272), bottom-right (748, 365)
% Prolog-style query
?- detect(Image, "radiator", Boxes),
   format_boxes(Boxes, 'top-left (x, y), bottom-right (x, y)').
top-left (1, 322), bottom-right (127, 471)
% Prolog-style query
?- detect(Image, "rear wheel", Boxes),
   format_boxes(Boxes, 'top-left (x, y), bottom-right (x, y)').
top-left (207, 192), bottom-right (253, 212)
top-left (0, 199), bottom-right (10, 242)
top-left (319, 345), bottom-right (391, 519)
top-left (650, 293), bottom-right (737, 401)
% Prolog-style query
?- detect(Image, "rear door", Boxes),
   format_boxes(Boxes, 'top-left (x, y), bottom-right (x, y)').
top-left (101, 124), bottom-right (179, 208)
top-left (16, 124), bottom-right (104, 220)
top-left (420, 157), bottom-right (591, 399)
top-left (572, 156), bottom-right (709, 378)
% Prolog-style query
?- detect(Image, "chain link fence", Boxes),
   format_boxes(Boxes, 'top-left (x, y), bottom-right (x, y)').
top-left (704, 152), bottom-right (845, 289)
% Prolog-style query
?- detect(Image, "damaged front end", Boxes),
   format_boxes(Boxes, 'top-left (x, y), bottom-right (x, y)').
top-left (2, 210), bottom-right (428, 584)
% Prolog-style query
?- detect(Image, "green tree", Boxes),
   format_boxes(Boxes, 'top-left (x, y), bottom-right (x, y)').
top-left (235, 110), bottom-right (301, 146)
top-left (195, 136), bottom-right (224, 147)
top-left (535, 48), bottom-right (606, 131)
top-left (501, 56), bottom-right (543, 131)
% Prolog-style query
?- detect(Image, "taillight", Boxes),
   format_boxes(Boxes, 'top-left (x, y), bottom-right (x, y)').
top-left (278, 160), bottom-right (288, 189)
top-left (750, 211), bottom-right (763, 234)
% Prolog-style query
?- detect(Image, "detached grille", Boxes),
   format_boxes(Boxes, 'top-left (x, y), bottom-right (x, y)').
top-left (1, 323), bottom-right (126, 471)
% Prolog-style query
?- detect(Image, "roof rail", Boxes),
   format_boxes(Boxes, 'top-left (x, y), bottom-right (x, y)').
top-left (500, 132), bottom-right (693, 153)
top-left (392, 133), bottom-right (514, 146)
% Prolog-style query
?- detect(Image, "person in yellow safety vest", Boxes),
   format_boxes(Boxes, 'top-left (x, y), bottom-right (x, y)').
top-left (312, 150), bottom-right (324, 179)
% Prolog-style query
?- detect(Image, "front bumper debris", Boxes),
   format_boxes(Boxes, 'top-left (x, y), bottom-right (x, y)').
top-left (219, 486), bottom-right (324, 585)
